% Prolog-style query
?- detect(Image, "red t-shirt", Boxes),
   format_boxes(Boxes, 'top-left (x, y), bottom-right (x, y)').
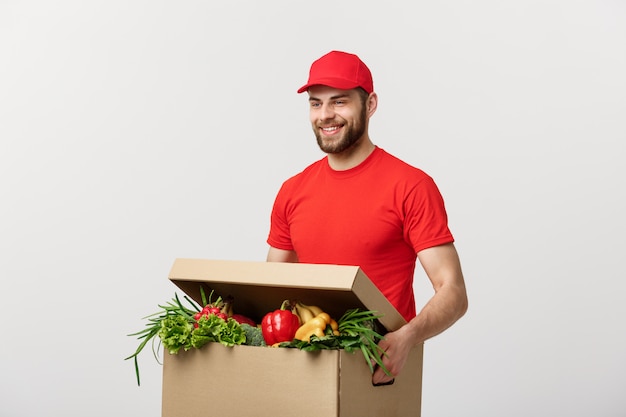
top-left (267, 147), bottom-right (454, 321)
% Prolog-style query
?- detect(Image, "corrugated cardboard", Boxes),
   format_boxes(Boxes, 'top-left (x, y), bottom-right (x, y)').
top-left (162, 259), bottom-right (423, 417)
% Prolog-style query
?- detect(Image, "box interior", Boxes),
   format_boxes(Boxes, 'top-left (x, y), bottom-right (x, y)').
top-left (168, 258), bottom-right (407, 332)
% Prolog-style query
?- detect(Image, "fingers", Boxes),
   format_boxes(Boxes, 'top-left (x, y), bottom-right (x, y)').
top-left (373, 378), bottom-right (395, 387)
top-left (371, 363), bottom-right (395, 386)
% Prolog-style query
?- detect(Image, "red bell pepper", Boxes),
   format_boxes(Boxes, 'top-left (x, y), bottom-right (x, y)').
top-left (261, 302), bottom-right (300, 345)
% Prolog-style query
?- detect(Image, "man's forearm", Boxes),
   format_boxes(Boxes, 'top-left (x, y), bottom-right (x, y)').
top-left (405, 282), bottom-right (468, 345)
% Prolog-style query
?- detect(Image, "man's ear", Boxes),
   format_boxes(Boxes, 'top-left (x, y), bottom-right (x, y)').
top-left (367, 92), bottom-right (378, 117)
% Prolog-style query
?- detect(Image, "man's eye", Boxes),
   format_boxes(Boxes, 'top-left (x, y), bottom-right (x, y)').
top-left (310, 102), bottom-right (321, 108)
top-left (334, 100), bottom-right (345, 105)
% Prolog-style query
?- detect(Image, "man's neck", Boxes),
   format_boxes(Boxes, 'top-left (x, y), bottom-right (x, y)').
top-left (327, 138), bottom-right (376, 171)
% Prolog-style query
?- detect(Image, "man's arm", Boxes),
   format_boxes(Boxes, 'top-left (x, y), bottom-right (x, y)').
top-left (372, 242), bottom-right (468, 384)
top-left (267, 246), bottom-right (299, 263)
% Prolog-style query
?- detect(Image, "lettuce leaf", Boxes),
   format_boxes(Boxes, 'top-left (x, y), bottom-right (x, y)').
top-left (158, 315), bottom-right (194, 354)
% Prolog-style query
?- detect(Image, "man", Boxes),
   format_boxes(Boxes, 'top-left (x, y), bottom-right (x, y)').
top-left (266, 50), bottom-right (468, 385)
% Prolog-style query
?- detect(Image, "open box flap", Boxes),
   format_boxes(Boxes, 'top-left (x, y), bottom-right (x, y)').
top-left (168, 258), bottom-right (407, 332)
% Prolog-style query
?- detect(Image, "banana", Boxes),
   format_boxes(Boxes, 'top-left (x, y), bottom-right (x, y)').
top-left (303, 303), bottom-right (323, 317)
top-left (294, 302), bottom-right (342, 338)
top-left (220, 299), bottom-right (234, 317)
top-left (292, 304), bottom-right (302, 325)
top-left (295, 302), bottom-right (314, 324)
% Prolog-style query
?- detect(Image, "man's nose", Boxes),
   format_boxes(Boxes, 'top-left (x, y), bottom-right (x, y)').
top-left (320, 103), bottom-right (335, 121)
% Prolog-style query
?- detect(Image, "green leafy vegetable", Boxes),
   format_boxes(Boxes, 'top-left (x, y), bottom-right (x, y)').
top-left (280, 308), bottom-right (392, 376)
top-left (125, 293), bottom-right (200, 385)
top-left (125, 291), bottom-right (245, 386)
top-left (191, 314), bottom-right (245, 348)
top-left (159, 315), bottom-right (194, 354)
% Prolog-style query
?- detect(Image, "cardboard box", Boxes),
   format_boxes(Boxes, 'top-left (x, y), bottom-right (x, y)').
top-left (162, 259), bottom-right (423, 417)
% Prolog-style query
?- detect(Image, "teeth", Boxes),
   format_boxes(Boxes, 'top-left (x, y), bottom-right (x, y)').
top-left (322, 126), bottom-right (339, 132)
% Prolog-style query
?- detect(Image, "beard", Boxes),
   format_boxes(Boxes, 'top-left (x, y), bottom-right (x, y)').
top-left (313, 105), bottom-right (367, 154)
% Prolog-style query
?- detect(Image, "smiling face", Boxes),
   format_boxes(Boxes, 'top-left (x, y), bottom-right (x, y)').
top-left (308, 85), bottom-right (370, 155)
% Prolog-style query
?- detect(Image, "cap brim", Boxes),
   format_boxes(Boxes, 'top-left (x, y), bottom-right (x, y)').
top-left (297, 84), bottom-right (312, 94)
top-left (297, 78), bottom-right (361, 94)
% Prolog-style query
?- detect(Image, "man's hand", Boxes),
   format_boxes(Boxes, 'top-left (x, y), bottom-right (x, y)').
top-left (372, 324), bottom-right (415, 385)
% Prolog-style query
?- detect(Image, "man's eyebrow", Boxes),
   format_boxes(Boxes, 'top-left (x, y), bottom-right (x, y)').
top-left (308, 93), bottom-right (351, 102)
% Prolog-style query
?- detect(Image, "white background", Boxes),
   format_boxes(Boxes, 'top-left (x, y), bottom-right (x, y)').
top-left (1, 1), bottom-right (625, 416)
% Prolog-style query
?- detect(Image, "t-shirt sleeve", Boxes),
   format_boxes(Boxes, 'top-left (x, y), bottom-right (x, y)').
top-left (266, 182), bottom-right (295, 250)
top-left (404, 176), bottom-right (455, 253)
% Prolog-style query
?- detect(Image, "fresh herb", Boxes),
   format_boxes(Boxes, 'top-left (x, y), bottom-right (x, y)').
top-left (125, 293), bottom-right (199, 385)
top-left (125, 290), bottom-right (245, 386)
top-left (281, 308), bottom-right (392, 376)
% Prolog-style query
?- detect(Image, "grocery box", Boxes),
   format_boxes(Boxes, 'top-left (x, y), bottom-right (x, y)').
top-left (162, 258), bottom-right (424, 417)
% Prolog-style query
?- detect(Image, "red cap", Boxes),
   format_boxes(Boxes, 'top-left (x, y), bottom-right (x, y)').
top-left (297, 50), bottom-right (374, 94)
